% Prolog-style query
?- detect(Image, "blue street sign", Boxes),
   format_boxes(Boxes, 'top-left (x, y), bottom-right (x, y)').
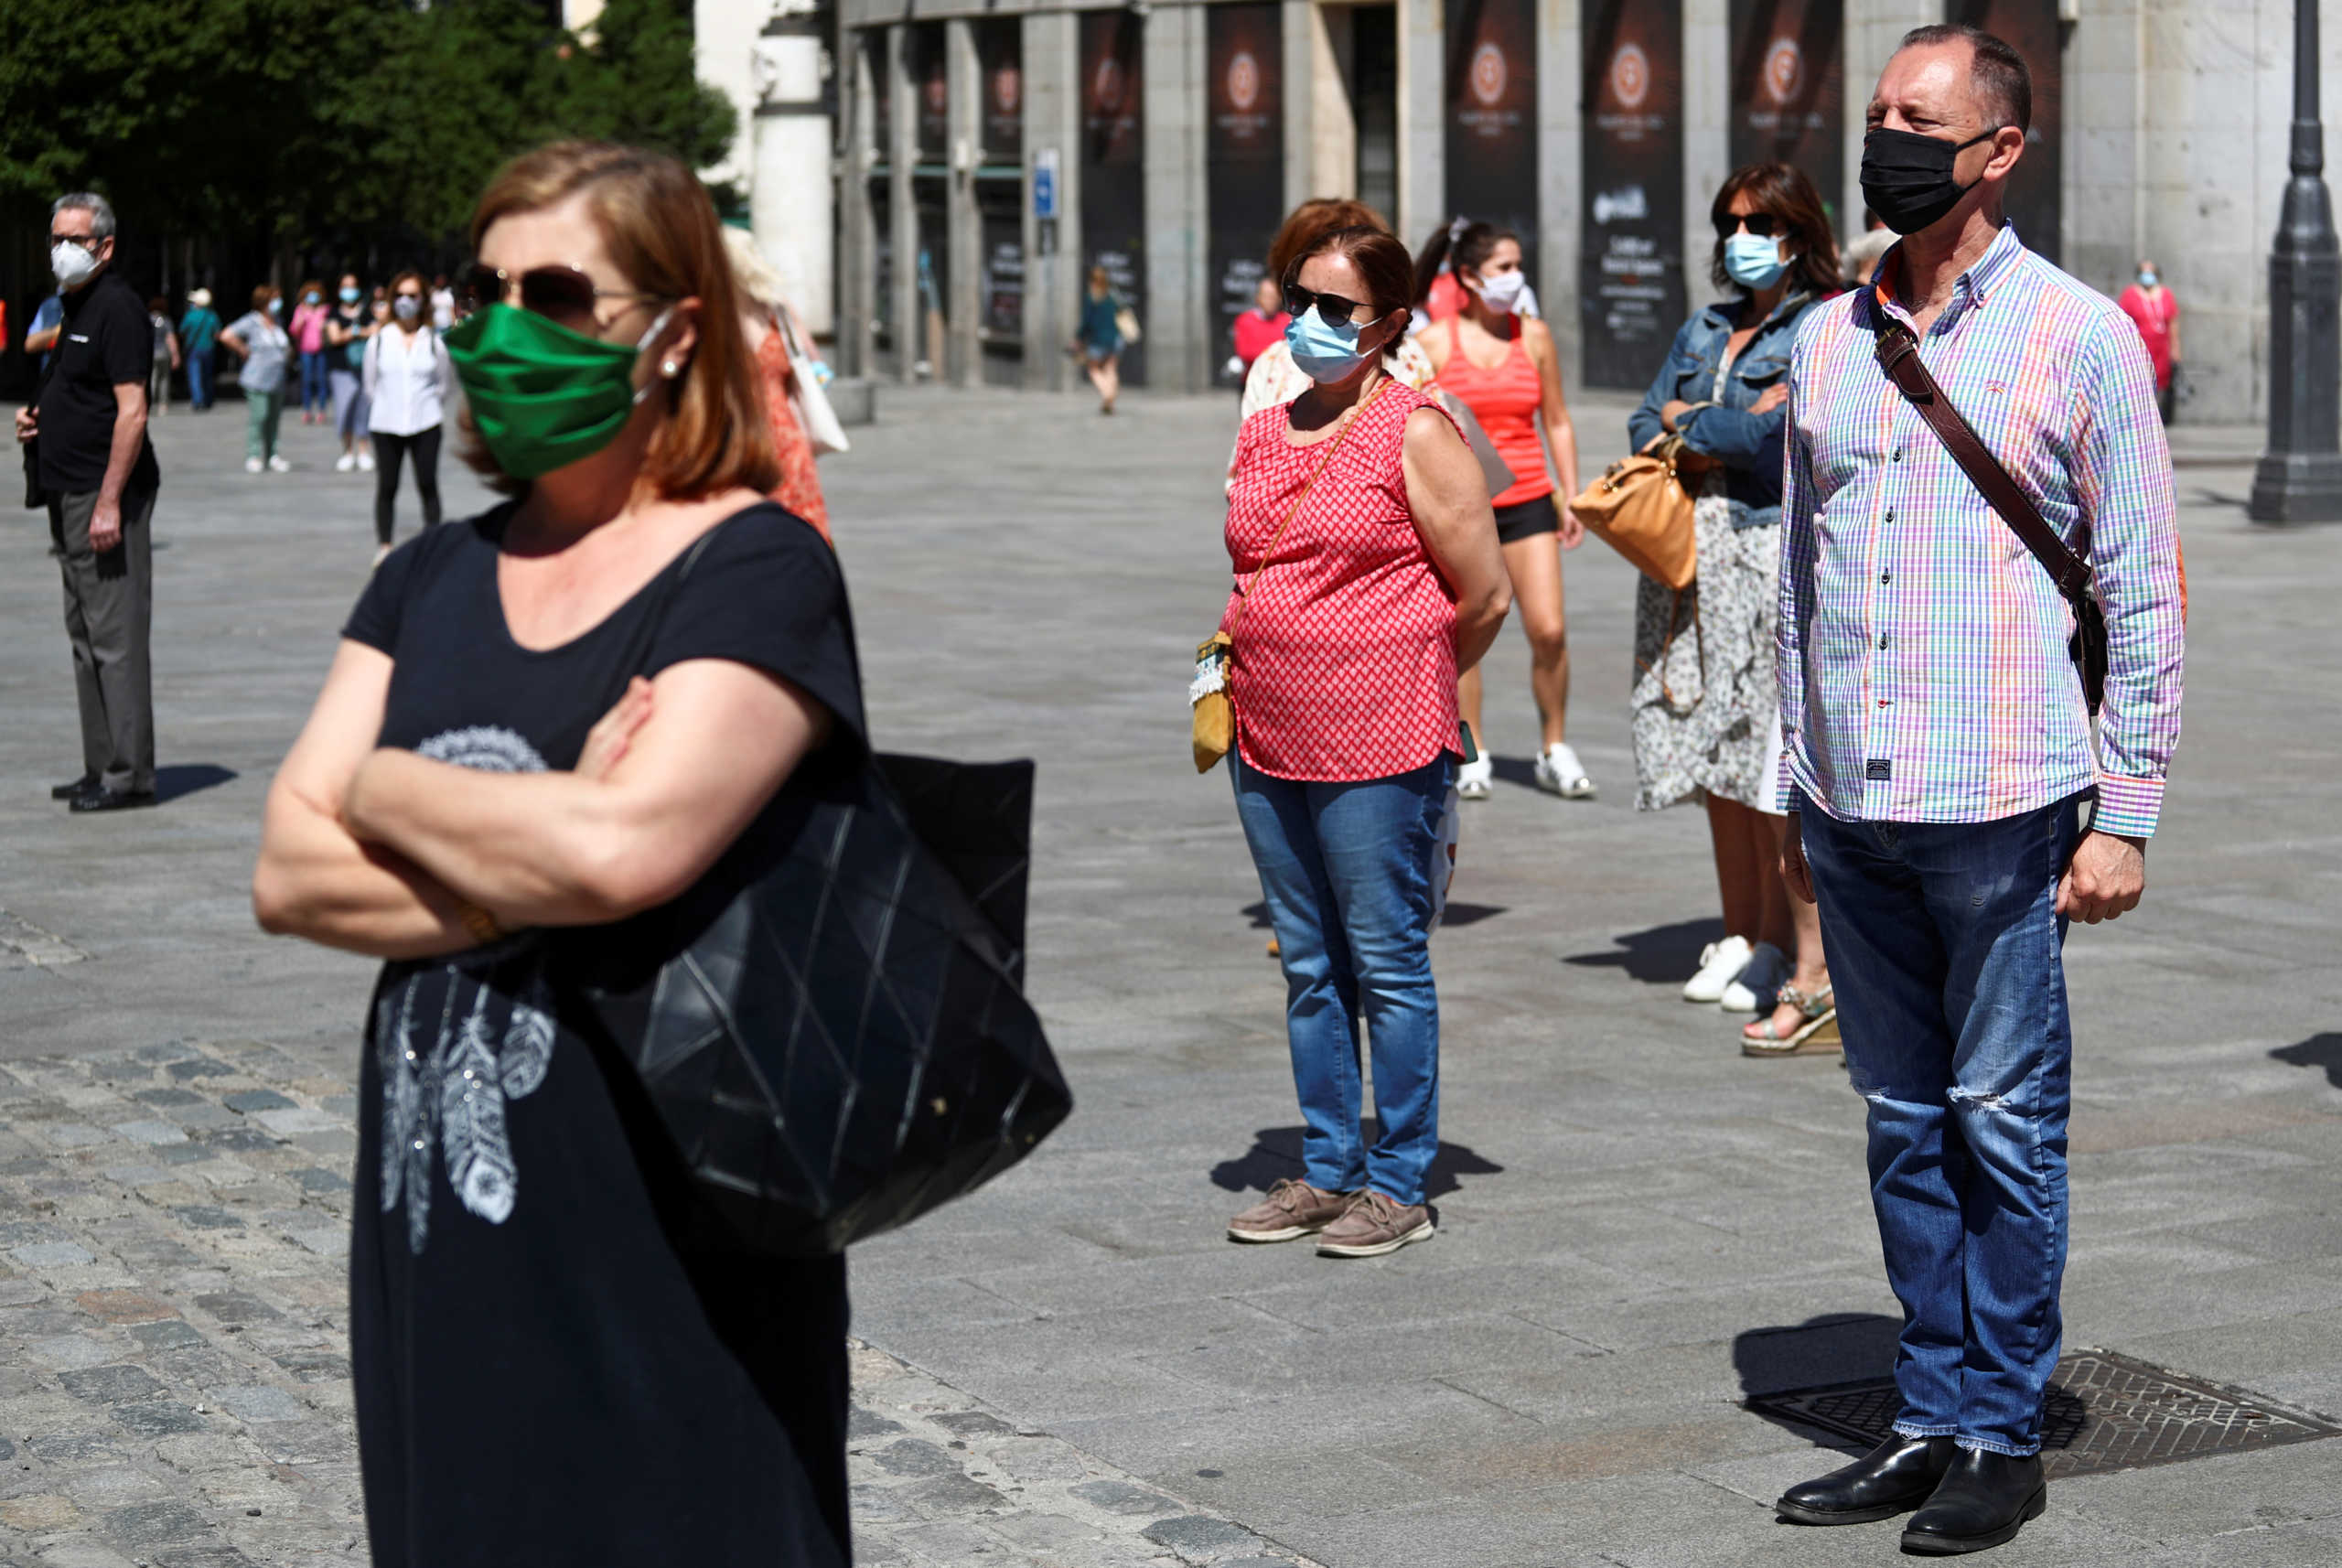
top-left (1034, 149), bottom-right (1059, 221)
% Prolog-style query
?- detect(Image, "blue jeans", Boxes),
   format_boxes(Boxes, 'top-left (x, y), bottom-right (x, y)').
top-left (187, 349), bottom-right (213, 409)
top-left (1798, 789), bottom-right (2086, 1457)
top-left (1231, 751), bottom-right (1450, 1208)
top-left (298, 349), bottom-right (330, 414)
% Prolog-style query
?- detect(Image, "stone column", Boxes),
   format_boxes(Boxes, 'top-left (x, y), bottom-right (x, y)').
top-left (1842, 0), bottom-right (1934, 229)
top-left (889, 26), bottom-right (920, 383)
top-left (837, 25), bottom-right (878, 380)
top-left (1538, 0), bottom-right (1584, 390)
top-left (752, 0), bottom-right (837, 339)
top-left (1144, 1), bottom-right (1212, 392)
top-left (947, 18), bottom-right (983, 386)
top-left (1023, 10), bottom-right (1083, 392)
top-left (1397, 0), bottom-right (1445, 247)
top-left (1683, 0), bottom-right (1730, 277)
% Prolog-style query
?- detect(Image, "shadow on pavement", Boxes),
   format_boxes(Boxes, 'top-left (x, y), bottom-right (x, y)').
top-left (1735, 1311), bottom-right (1901, 1405)
top-left (1209, 1125), bottom-right (1505, 1202)
top-left (1563, 917), bottom-right (1726, 985)
top-left (2271, 1032), bottom-right (2342, 1090)
top-left (156, 763), bottom-right (238, 804)
top-left (1241, 899), bottom-right (1509, 930)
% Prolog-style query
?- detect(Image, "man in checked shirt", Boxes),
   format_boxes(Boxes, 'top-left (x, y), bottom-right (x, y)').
top-left (1769, 26), bottom-right (2184, 1555)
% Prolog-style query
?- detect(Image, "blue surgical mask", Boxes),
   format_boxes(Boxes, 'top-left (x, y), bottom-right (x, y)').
top-left (340, 285), bottom-right (361, 304)
top-left (1285, 310), bottom-right (1375, 382)
top-left (2138, 269), bottom-right (2158, 288)
top-left (1724, 233), bottom-right (1790, 290)
top-left (266, 298), bottom-right (282, 317)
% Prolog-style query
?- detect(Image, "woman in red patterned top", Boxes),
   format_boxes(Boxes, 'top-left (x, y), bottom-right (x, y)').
top-left (1219, 225), bottom-right (1510, 1260)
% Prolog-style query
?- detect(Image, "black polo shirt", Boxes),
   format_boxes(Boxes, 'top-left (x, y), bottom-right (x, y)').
top-left (37, 268), bottom-right (161, 495)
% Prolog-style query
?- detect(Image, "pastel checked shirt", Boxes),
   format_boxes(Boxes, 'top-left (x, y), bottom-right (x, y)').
top-left (1778, 225), bottom-right (2185, 838)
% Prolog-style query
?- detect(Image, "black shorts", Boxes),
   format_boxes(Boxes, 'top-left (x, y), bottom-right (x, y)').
top-left (1492, 495), bottom-right (1559, 544)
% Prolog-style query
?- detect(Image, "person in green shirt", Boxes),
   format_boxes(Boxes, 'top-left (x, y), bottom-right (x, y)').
top-left (177, 289), bottom-right (222, 410)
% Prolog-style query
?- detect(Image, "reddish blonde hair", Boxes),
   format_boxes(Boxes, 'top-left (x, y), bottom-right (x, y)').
top-left (465, 141), bottom-right (779, 499)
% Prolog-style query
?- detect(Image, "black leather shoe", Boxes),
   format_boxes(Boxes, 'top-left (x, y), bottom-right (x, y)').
top-left (50, 774), bottom-right (95, 800)
top-left (1776, 1434), bottom-right (1958, 1525)
top-left (69, 787), bottom-right (157, 814)
top-left (1901, 1448), bottom-right (2046, 1554)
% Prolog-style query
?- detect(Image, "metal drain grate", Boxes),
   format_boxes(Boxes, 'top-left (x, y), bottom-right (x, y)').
top-left (1746, 1348), bottom-right (2342, 1479)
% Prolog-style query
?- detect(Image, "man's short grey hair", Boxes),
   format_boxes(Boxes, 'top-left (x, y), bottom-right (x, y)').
top-left (51, 192), bottom-right (116, 240)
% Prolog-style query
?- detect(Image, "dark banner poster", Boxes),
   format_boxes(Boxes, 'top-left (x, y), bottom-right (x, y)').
top-left (1582, 0), bottom-right (1685, 389)
top-left (978, 21), bottom-right (1025, 358)
top-left (1444, 0), bottom-right (1539, 278)
top-left (1728, 0), bottom-right (1843, 223)
top-left (1080, 10), bottom-right (1146, 383)
top-left (980, 21), bottom-right (1023, 165)
top-left (1950, 0), bottom-right (2060, 263)
top-left (1209, 4), bottom-right (1283, 388)
top-left (912, 25), bottom-right (948, 166)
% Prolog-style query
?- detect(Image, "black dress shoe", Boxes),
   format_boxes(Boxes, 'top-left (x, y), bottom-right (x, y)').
top-left (1776, 1434), bottom-right (1958, 1525)
top-left (50, 774), bottom-right (95, 800)
top-left (69, 787), bottom-right (157, 814)
top-left (1901, 1448), bottom-right (2046, 1554)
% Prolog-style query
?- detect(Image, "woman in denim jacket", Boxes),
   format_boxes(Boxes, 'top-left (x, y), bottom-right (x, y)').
top-left (1627, 162), bottom-right (1841, 1056)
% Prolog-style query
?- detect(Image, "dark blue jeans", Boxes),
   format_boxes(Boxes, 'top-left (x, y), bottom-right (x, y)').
top-left (186, 349), bottom-right (213, 409)
top-left (1798, 789), bottom-right (2086, 1456)
top-left (298, 348), bottom-right (330, 414)
top-left (1231, 751), bottom-right (1450, 1208)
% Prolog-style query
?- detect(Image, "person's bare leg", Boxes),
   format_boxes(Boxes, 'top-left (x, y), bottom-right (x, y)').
top-left (1747, 810), bottom-right (1831, 1039)
top-left (1098, 354), bottom-right (1120, 412)
top-left (1499, 532), bottom-right (1569, 748)
top-left (1705, 795), bottom-right (1765, 942)
top-left (1752, 806), bottom-right (1797, 956)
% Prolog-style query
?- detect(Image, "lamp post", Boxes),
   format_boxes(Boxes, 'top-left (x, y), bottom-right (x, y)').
top-left (2250, 0), bottom-right (2342, 523)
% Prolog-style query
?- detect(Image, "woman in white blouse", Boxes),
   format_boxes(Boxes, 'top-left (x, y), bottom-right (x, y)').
top-left (360, 271), bottom-right (452, 566)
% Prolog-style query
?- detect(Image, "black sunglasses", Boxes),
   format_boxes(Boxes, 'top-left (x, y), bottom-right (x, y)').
top-left (1283, 281), bottom-right (1373, 328)
top-left (1713, 211), bottom-right (1782, 240)
top-left (457, 262), bottom-right (667, 334)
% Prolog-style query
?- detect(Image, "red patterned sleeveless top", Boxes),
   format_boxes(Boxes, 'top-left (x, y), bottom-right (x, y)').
top-left (1220, 381), bottom-right (1464, 782)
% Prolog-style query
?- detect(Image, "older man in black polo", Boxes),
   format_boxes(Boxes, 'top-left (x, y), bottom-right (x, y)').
top-left (14, 191), bottom-right (160, 811)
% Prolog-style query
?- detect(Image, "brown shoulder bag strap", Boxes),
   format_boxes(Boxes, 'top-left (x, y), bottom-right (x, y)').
top-left (1870, 318), bottom-right (2092, 602)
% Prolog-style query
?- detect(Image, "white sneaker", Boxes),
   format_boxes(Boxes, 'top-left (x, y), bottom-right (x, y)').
top-left (357, 451), bottom-right (376, 472)
top-left (335, 452), bottom-right (356, 473)
top-left (1456, 755), bottom-right (1494, 801)
top-left (1682, 935), bottom-right (1754, 1004)
top-left (267, 455), bottom-right (292, 473)
top-left (1720, 941), bottom-right (1792, 1014)
top-left (1533, 742), bottom-right (1597, 800)
top-left (243, 457), bottom-right (263, 474)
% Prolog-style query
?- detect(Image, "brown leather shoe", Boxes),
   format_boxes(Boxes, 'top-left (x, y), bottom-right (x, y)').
top-left (1228, 1178), bottom-right (1353, 1243)
top-left (1316, 1190), bottom-right (1434, 1258)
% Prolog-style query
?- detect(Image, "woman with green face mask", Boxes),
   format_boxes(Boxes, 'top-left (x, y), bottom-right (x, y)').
top-left (253, 141), bottom-right (864, 1568)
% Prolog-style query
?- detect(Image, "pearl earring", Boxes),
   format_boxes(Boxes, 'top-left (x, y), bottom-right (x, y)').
top-left (661, 359), bottom-right (680, 377)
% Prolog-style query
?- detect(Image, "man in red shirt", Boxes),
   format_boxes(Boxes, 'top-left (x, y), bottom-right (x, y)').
top-left (2117, 258), bottom-right (2181, 424)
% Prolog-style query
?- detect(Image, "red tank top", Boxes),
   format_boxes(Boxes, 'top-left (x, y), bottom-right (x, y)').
top-left (1219, 382), bottom-right (1463, 782)
top-left (1432, 317), bottom-right (1552, 507)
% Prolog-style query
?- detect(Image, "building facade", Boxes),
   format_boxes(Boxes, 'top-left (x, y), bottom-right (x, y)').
top-left (807, 0), bottom-right (2335, 420)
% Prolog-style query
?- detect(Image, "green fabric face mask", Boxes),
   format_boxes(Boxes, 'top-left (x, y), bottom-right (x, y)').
top-left (444, 302), bottom-right (675, 480)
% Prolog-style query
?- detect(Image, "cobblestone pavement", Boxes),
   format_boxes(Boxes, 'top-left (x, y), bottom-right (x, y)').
top-left (0, 1034), bottom-right (1316, 1568)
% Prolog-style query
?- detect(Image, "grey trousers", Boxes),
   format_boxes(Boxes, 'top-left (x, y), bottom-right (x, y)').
top-left (53, 486), bottom-right (156, 795)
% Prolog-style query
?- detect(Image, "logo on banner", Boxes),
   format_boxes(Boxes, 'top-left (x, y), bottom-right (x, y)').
top-left (1470, 42), bottom-right (1508, 107)
top-left (1609, 43), bottom-right (1649, 110)
top-left (1093, 55), bottom-right (1126, 114)
top-left (994, 64), bottom-right (1021, 117)
top-left (923, 70), bottom-right (947, 117)
top-left (1228, 49), bottom-right (1260, 113)
top-left (1763, 38), bottom-right (1803, 105)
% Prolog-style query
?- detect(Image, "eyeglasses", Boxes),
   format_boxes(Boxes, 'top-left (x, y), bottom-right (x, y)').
top-left (457, 263), bottom-right (668, 334)
top-left (1712, 211), bottom-right (1782, 239)
top-left (48, 232), bottom-right (101, 252)
top-left (1283, 282), bottom-right (1372, 327)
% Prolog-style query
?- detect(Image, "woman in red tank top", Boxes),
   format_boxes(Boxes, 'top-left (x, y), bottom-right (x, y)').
top-left (1219, 224), bottom-right (1510, 1259)
top-left (1416, 220), bottom-right (1592, 804)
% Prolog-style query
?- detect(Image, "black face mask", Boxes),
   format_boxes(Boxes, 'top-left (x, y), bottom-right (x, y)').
top-left (1860, 126), bottom-right (2001, 236)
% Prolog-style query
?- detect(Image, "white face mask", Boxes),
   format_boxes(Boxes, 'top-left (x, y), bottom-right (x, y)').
top-left (51, 241), bottom-right (98, 289)
top-left (1474, 269), bottom-right (1528, 312)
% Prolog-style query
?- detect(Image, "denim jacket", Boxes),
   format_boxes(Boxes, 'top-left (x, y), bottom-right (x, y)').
top-left (1626, 288), bottom-right (1824, 526)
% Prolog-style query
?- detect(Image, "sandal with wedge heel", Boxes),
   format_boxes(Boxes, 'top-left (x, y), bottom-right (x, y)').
top-left (1742, 983), bottom-right (1841, 1058)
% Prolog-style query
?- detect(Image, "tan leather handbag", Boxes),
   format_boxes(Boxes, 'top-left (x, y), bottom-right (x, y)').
top-left (1569, 434), bottom-right (1698, 591)
top-left (1192, 382), bottom-right (1389, 773)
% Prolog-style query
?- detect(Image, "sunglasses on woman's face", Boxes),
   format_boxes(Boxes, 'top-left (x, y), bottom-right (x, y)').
top-left (1713, 211), bottom-right (1782, 239)
top-left (457, 262), bottom-right (666, 334)
top-left (1283, 282), bottom-right (1373, 328)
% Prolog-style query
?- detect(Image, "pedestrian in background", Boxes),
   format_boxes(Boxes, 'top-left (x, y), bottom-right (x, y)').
top-left (27, 292), bottom-right (64, 369)
top-left (254, 138), bottom-right (859, 1568)
top-left (1842, 208), bottom-right (1894, 285)
top-left (1416, 217), bottom-right (1591, 804)
top-left (724, 227), bottom-right (832, 543)
top-left (1074, 267), bottom-right (1123, 415)
top-left (429, 273), bottom-right (456, 330)
top-left (360, 271), bottom-right (450, 565)
top-left (1220, 223), bottom-right (1509, 1260)
top-left (1627, 162), bottom-right (1838, 1049)
top-left (12, 192), bottom-right (162, 812)
top-left (220, 285), bottom-right (292, 474)
top-left (290, 281), bottom-right (332, 424)
top-left (2118, 258), bottom-right (2181, 424)
top-left (1772, 28), bottom-right (2183, 1551)
top-left (1229, 274), bottom-right (1288, 400)
top-left (326, 273), bottom-right (377, 472)
top-left (178, 289), bottom-right (221, 411)
top-left (145, 296), bottom-right (181, 416)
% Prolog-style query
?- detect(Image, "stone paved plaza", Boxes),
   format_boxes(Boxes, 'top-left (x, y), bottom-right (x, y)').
top-left (0, 388), bottom-right (2336, 1567)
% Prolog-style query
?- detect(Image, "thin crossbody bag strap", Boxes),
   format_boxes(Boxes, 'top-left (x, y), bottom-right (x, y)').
top-left (1227, 379), bottom-right (1391, 639)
